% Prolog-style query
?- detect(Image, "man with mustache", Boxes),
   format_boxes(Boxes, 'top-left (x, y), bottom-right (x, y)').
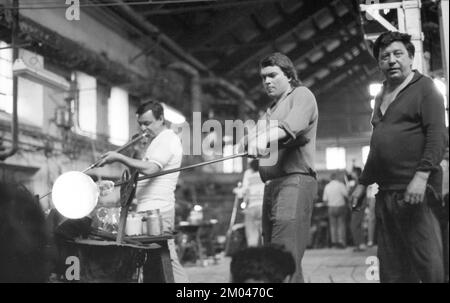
top-left (97, 100), bottom-right (188, 283)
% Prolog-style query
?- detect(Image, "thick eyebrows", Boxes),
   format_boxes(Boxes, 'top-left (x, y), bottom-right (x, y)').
top-left (260, 71), bottom-right (277, 78)
top-left (138, 118), bottom-right (152, 125)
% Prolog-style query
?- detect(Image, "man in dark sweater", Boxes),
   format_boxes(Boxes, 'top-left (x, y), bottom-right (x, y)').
top-left (351, 31), bottom-right (447, 283)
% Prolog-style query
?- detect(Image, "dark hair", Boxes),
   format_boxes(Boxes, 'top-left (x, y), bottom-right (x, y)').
top-left (249, 159), bottom-right (259, 172)
top-left (136, 100), bottom-right (164, 121)
top-left (230, 244), bottom-right (295, 283)
top-left (373, 31), bottom-right (415, 60)
top-left (352, 166), bottom-right (362, 178)
top-left (259, 52), bottom-right (301, 87)
top-left (0, 182), bottom-right (49, 282)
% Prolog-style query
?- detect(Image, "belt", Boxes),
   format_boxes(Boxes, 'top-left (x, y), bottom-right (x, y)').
top-left (293, 171), bottom-right (317, 180)
top-left (265, 170), bottom-right (317, 185)
top-left (288, 167), bottom-right (317, 179)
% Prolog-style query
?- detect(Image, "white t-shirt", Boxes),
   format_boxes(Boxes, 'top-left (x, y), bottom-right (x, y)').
top-left (441, 159), bottom-right (449, 196)
top-left (242, 169), bottom-right (264, 208)
top-left (323, 180), bottom-right (348, 207)
top-left (366, 183), bottom-right (379, 199)
top-left (135, 129), bottom-right (182, 213)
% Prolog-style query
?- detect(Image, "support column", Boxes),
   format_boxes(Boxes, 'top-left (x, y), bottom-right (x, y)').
top-left (439, 0), bottom-right (449, 121)
top-left (360, 0), bottom-right (425, 72)
top-left (403, 0), bottom-right (425, 73)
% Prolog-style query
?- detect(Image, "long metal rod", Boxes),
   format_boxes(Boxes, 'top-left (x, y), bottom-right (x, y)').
top-left (41, 151), bottom-right (250, 199)
top-left (114, 152), bottom-right (251, 186)
top-left (39, 130), bottom-right (151, 200)
top-left (82, 130), bottom-right (151, 173)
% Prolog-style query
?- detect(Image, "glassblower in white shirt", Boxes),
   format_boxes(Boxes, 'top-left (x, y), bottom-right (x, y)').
top-left (96, 100), bottom-right (188, 283)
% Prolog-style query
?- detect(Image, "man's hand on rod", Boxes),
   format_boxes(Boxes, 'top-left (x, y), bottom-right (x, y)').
top-left (95, 151), bottom-right (123, 167)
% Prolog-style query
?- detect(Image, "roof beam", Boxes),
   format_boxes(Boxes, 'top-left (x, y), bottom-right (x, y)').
top-left (176, 8), bottom-right (256, 51)
top-left (107, 0), bottom-right (210, 72)
top-left (286, 14), bottom-right (355, 64)
top-left (141, 0), bottom-right (280, 16)
top-left (316, 70), bottom-right (371, 102)
top-left (221, 0), bottom-right (346, 77)
top-left (298, 37), bottom-right (362, 78)
top-left (312, 54), bottom-right (376, 96)
top-left (212, 0), bottom-right (335, 74)
top-left (310, 54), bottom-right (370, 92)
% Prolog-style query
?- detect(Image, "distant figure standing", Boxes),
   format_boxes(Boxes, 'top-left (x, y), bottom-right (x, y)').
top-left (349, 167), bottom-right (367, 252)
top-left (323, 172), bottom-right (348, 248)
top-left (241, 159), bottom-right (265, 247)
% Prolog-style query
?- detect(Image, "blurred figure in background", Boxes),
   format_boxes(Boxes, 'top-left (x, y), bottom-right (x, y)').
top-left (366, 183), bottom-right (378, 247)
top-left (241, 159), bottom-right (265, 247)
top-left (0, 182), bottom-right (49, 282)
top-left (348, 167), bottom-right (367, 252)
top-left (323, 171), bottom-right (348, 248)
top-left (439, 146), bottom-right (449, 282)
top-left (230, 244), bottom-right (295, 283)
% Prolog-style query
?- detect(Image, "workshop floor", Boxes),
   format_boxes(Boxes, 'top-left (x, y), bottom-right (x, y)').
top-left (184, 246), bottom-right (379, 283)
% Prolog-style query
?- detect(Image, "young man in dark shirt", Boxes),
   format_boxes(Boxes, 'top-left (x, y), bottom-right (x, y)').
top-left (352, 31), bottom-right (447, 283)
top-left (237, 52), bottom-right (318, 282)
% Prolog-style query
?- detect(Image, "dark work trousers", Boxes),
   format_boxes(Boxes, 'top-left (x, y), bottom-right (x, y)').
top-left (430, 192), bottom-right (449, 283)
top-left (351, 199), bottom-right (367, 247)
top-left (328, 206), bottom-right (347, 246)
top-left (442, 222), bottom-right (449, 282)
top-left (262, 174), bottom-right (317, 283)
top-left (376, 190), bottom-right (444, 283)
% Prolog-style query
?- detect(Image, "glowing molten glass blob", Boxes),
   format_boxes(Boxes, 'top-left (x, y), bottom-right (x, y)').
top-left (52, 171), bottom-right (99, 219)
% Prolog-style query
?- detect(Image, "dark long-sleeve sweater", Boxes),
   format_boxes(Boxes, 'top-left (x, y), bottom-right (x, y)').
top-left (360, 71), bottom-right (447, 191)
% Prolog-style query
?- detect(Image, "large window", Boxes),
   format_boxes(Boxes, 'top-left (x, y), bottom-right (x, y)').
top-left (223, 142), bottom-right (243, 173)
top-left (326, 147), bottom-right (346, 170)
top-left (0, 43), bottom-right (44, 127)
top-left (0, 41), bottom-right (12, 113)
top-left (18, 77), bottom-right (44, 126)
top-left (108, 87), bottom-right (129, 145)
top-left (433, 78), bottom-right (448, 127)
top-left (75, 71), bottom-right (97, 138)
top-left (362, 145), bottom-right (370, 165)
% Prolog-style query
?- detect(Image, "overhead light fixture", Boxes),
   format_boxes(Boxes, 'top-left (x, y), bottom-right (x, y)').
top-left (433, 78), bottom-right (447, 97)
top-left (12, 58), bottom-right (70, 91)
top-left (193, 204), bottom-right (203, 212)
top-left (162, 102), bottom-right (186, 124)
top-left (369, 83), bottom-right (382, 97)
top-left (433, 78), bottom-right (448, 127)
